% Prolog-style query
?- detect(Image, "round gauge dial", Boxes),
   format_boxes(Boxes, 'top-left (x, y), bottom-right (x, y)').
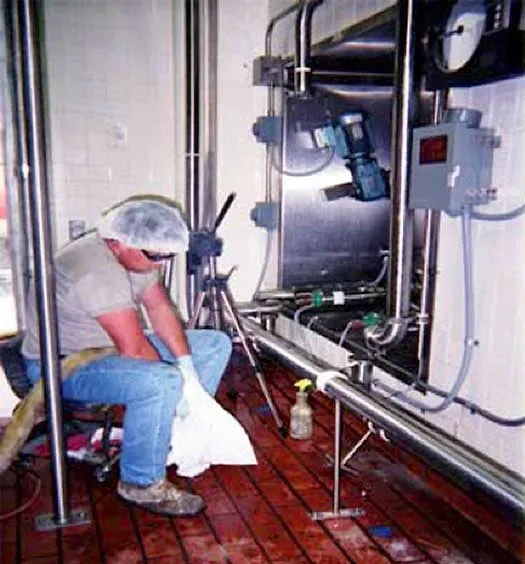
top-left (440, 0), bottom-right (487, 71)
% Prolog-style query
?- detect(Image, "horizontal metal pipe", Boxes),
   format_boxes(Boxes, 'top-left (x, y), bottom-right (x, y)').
top-left (254, 288), bottom-right (385, 304)
top-left (235, 302), bottom-right (283, 315)
top-left (242, 318), bottom-right (525, 515)
top-left (265, 3), bottom-right (301, 58)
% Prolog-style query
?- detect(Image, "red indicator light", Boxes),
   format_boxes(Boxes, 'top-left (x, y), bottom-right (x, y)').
top-left (419, 135), bottom-right (447, 164)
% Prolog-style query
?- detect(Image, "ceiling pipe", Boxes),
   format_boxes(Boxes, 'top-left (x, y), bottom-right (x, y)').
top-left (294, 0), bottom-right (324, 97)
top-left (365, 0), bottom-right (418, 349)
top-left (242, 317), bottom-right (525, 516)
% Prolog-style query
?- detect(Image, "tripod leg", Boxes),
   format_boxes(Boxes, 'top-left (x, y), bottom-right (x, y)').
top-left (188, 291), bottom-right (207, 329)
top-left (219, 287), bottom-right (287, 437)
top-left (207, 257), bottom-right (224, 330)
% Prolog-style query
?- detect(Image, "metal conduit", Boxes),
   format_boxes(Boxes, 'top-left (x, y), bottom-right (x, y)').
top-left (184, 0), bottom-right (218, 317)
top-left (294, 0), bottom-right (324, 97)
top-left (264, 3), bottom-right (301, 202)
top-left (17, 0), bottom-right (70, 523)
top-left (415, 90), bottom-right (447, 379)
top-left (198, 0), bottom-right (218, 231)
top-left (185, 0), bottom-right (201, 314)
top-left (242, 318), bottom-right (525, 515)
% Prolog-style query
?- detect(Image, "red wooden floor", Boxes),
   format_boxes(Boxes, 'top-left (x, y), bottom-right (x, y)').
top-left (1, 349), bottom-right (523, 563)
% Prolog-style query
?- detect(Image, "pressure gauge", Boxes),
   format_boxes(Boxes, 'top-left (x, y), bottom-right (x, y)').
top-left (424, 0), bottom-right (525, 89)
top-left (441, 0), bottom-right (487, 71)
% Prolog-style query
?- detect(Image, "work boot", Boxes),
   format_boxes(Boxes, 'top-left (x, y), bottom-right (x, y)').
top-left (117, 478), bottom-right (205, 516)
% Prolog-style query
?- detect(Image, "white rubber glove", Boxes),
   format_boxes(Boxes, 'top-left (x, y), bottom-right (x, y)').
top-left (176, 355), bottom-right (199, 419)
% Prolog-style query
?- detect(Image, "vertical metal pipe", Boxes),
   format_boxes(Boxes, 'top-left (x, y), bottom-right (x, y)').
top-left (18, 0), bottom-right (69, 523)
top-left (365, 0), bottom-right (418, 348)
top-left (185, 0), bottom-right (200, 231)
top-left (387, 0), bottom-right (417, 321)
top-left (199, 0), bottom-right (217, 229)
top-left (294, 0), bottom-right (323, 97)
top-left (333, 398), bottom-right (342, 513)
top-left (3, 0), bottom-right (33, 331)
top-left (416, 90), bottom-right (447, 379)
top-left (184, 0), bottom-right (218, 316)
top-left (185, 0), bottom-right (200, 313)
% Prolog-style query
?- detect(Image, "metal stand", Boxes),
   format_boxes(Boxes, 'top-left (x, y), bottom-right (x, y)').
top-left (187, 194), bottom-right (287, 437)
top-left (311, 399), bottom-right (367, 521)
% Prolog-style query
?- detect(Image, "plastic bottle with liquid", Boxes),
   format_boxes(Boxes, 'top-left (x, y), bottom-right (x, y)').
top-left (290, 379), bottom-right (313, 440)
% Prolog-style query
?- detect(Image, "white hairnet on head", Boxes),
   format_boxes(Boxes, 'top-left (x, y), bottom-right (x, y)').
top-left (96, 196), bottom-right (189, 253)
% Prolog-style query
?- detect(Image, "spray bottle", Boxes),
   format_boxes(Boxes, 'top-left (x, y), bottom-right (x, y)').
top-left (290, 378), bottom-right (313, 440)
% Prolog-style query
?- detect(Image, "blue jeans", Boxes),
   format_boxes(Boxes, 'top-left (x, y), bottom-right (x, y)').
top-left (24, 330), bottom-right (232, 485)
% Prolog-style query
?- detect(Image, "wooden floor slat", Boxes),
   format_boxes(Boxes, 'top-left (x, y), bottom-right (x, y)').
top-left (1, 351), bottom-right (523, 563)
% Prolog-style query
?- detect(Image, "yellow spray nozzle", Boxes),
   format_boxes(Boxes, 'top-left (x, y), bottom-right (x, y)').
top-left (294, 378), bottom-right (313, 393)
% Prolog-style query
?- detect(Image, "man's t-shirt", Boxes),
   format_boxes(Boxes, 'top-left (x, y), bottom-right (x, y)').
top-left (22, 232), bottom-right (159, 359)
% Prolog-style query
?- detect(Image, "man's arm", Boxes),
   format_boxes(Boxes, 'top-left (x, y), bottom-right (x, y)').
top-left (96, 307), bottom-right (161, 360)
top-left (141, 281), bottom-right (190, 358)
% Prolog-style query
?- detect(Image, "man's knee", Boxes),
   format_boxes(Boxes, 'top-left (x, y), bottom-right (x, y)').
top-left (212, 330), bottom-right (233, 359)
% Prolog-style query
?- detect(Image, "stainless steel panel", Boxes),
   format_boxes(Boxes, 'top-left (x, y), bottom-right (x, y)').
top-left (279, 87), bottom-right (431, 288)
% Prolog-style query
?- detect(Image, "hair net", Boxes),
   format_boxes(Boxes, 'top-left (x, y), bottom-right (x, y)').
top-left (96, 196), bottom-right (189, 254)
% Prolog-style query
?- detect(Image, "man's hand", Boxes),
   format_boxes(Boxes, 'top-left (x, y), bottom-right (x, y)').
top-left (176, 356), bottom-right (200, 418)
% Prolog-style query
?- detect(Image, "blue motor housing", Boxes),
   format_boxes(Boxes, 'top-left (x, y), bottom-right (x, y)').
top-left (318, 111), bottom-right (388, 201)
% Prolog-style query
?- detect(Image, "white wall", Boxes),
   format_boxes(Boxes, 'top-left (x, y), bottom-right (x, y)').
top-left (43, 0), bottom-right (178, 247)
top-left (45, 0), bottom-right (270, 303)
top-left (429, 79), bottom-right (525, 475)
top-left (215, 0), bottom-right (271, 301)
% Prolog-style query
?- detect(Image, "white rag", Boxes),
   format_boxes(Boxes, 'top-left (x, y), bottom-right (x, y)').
top-left (166, 366), bottom-right (257, 477)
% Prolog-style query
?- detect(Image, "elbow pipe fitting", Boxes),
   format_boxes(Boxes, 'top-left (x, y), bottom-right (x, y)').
top-left (364, 317), bottom-right (409, 350)
top-left (294, 0), bottom-right (323, 96)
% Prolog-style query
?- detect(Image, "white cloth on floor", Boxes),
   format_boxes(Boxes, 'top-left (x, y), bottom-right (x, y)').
top-left (166, 367), bottom-right (257, 478)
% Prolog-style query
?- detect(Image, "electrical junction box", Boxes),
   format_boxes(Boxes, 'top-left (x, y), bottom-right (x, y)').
top-left (252, 56), bottom-right (284, 86)
top-left (409, 121), bottom-right (497, 215)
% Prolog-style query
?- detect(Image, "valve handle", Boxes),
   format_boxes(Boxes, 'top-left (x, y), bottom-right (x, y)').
top-left (212, 192), bottom-right (236, 234)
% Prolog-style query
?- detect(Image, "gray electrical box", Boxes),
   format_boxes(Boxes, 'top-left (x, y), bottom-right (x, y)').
top-left (409, 119), bottom-right (497, 215)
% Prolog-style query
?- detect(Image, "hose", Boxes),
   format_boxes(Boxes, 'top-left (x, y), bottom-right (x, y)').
top-left (252, 227), bottom-right (273, 299)
top-left (293, 303), bottom-right (319, 357)
top-left (471, 204), bottom-right (525, 221)
top-left (270, 144), bottom-right (335, 177)
top-left (370, 255), bottom-right (388, 286)
top-left (338, 319), bottom-right (356, 347)
top-left (373, 207), bottom-right (476, 413)
top-left (380, 366), bottom-right (525, 426)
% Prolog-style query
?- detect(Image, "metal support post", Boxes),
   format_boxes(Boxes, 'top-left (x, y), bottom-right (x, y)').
top-left (311, 399), bottom-right (366, 520)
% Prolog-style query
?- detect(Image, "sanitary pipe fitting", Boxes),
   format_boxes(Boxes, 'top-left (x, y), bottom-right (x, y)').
top-left (351, 360), bottom-right (374, 388)
top-left (363, 317), bottom-right (409, 350)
